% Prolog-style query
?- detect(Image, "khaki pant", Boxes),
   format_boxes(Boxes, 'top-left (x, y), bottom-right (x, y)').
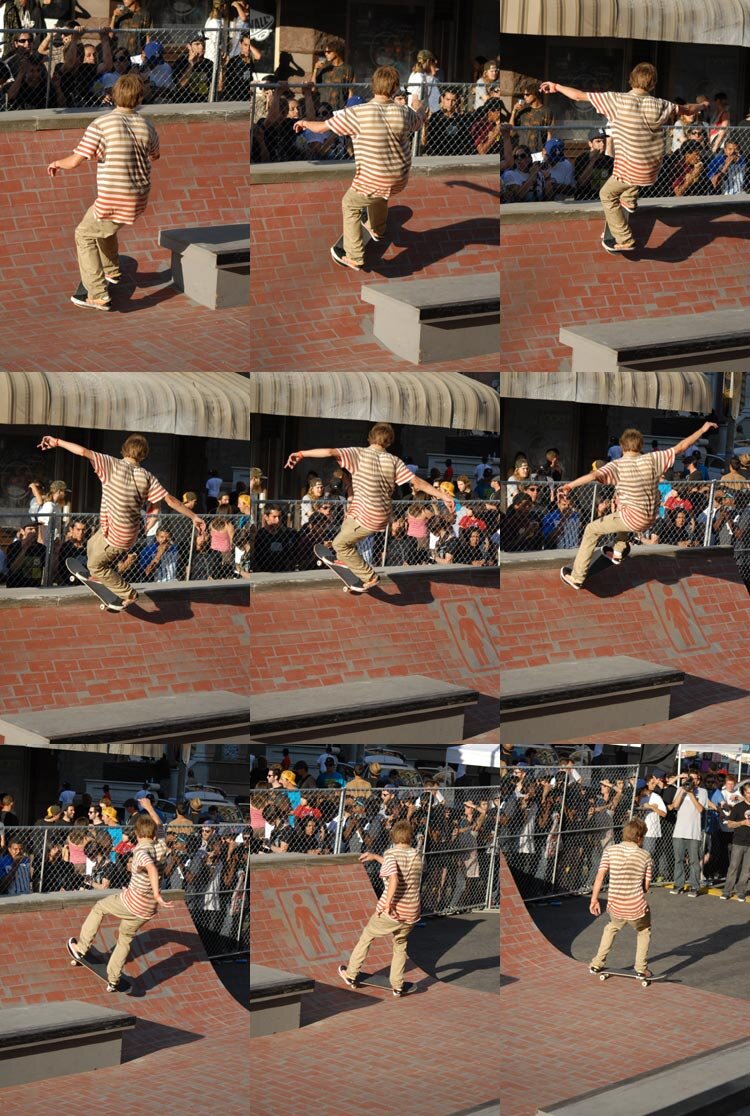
top-left (75, 205), bottom-right (123, 302)
top-left (345, 911), bottom-right (414, 991)
top-left (599, 176), bottom-right (640, 247)
top-left (78, 893), bottom-right (147, 984)
top-left (333, 516), bottom-right (375, 583)
top-left (342, 186), bottom-right (388, 265)
top-left (570, 511), bottom-right (630, 585)
top-left (87, 529), bottom-right (131, 600)
top-left (591, 907), bottom-right (651, 974)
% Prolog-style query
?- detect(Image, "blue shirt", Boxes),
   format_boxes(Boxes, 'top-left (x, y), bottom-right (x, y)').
top-left (317, 771), bottom-right (345, 789)
top-left (0, 854), bottom-right (31, 895)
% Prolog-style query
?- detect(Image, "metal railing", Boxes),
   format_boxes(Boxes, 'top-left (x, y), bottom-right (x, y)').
top-left (498, 479), bottom-right (750, 553)
top-left (0, 25), bottom-right (252, 111)
top-left (251, 81), bottom-right (502, 163)
top-left (246, 498), bottom-right (500, 572)
top-left (0, 822), bottom-right (250, 958)
top-left (0, 511), bottom-right (253, 588)
top-left (248, 766), bottom-right (640, 913)
top-left (501, 122), bottom-right (750, 202)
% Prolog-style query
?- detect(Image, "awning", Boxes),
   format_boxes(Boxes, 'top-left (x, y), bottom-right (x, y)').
top-left (248, 371), bottom-right (500, 431)
top-left (0, 372), bottom-right (251, 440)
top-left (0, 691), bottom-right (250, 754)
top-left (501, 0), bottom-right (750, 47)
top-left (499, 369), bottom-right (712, 412)
top-left (446, 741), bottom-right (503, 768)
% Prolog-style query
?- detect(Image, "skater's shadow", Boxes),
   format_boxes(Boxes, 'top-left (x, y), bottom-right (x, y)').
top-left (125, 598), bottom-right (195, 625)
top-left (107, 255), bottom-right (182, 312)
top-left (369, 565), bottom-right (499, 608)
top-left (362, 203), bottom-right (499, 278)
top-left (616, 205), bottom-right (750, 265)
top-left (122, 1017), bottom-right (202, 1060)
top-left (582, 553), bottom-right (745, 598)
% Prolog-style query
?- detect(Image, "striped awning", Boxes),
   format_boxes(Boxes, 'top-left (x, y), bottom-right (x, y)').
top-left (501, 0), bottom-right (750, 46)
top-left (0, 372), bottom-right (251, 440)
top-left (248, 372), bottom-right (501, 431)
top-left (499, 369), bottom-right (712, 412)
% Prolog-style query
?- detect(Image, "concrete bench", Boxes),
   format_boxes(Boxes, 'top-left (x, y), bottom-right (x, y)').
top-left (159, 224), bottom-right (249, 309)
top-left (249, 675), bottom-right (478, 758)
top-left (361, 274), bottom-right (499, 364)
top-left (0, 1001), bottom-right (134, 1086)
top-left (500, 656), bottom-right (684, 746)
top-left (249, 964), bottom-right (314, 1037)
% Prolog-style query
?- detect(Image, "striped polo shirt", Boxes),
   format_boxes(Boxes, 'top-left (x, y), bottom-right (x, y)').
top-left (74, 108), bottom-right (160, 224)
top-left (336, 445), bottom-right (414, 531)
top-left (599, 841), bottom-right (652, 920)
top-left (90, 453), bottom-right (168, 550)
top-left (375, 844), bottom-right (422, 924)
top-left (594, 448), bottom-right (675, 531)
top-left (120, 841), bottom-right (158, 919)
top-left (327, 100), bottom-right (426, 198)
top-left (588, 90), bottom-right (678, 185)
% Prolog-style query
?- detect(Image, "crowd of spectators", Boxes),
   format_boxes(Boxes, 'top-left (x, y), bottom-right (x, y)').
top-left (246, 456), bottom-right (501, 573)
top-left (499, 442), bottom-right (750, 553)
top-left (0, 0), bottom-right (255, 110)
top-left (0, 469), bottom-right (253, 587)
top-left (250, 37), bottom-right (503, 162)
top-left (500, 81), bottom-right (750, 201)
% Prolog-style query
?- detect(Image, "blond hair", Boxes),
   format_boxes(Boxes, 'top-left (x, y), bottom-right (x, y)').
top-left (121, 434), bottom-right (149, 462)
top-left (368, 422), bottom-right (395, 448)
top-left (629, 63), bottom-right (657, 93)
top-left (113, 73), bottom-right (145, 108)
top-left (619, 429), bottom-right (644, 453)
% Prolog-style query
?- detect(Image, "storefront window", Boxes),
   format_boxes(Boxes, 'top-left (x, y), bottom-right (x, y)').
top-left (347, 1), bottom-right (426, 83)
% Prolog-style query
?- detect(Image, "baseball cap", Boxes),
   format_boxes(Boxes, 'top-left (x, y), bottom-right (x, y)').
top-left (182, 491), bottom-right (198, 503)
top-left (588, 128), bottom-right (607, 141)
top-left (544, 138), bottom-right (564, 154)
top-left (144, 41), bottom-right (163, 61)
top-left (49, 480), bottom-right (69, 493)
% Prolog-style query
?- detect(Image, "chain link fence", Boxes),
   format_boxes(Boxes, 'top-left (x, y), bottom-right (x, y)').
top-left (501, 122), bottom-right (750, 202)
top-left (246, 498), bottom-right (500, 572)
top-left (0, 25), bottom-right (253, 110)
top-left (0, 821), bottom-right (250, 958)
top-left (251, 81), bottom-right (503, 163)
top-left (499, 479), bottom-right (750, 553)
top-left (0, 511), bottom-right (253, 588)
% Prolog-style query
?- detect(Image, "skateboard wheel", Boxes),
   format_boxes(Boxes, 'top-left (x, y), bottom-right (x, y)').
top-left (599, 974), bottom-right (607, 981)
top-left (70, 958), bottom-right (80, 966)
top-left (99, 604), bottom-right (106, 611)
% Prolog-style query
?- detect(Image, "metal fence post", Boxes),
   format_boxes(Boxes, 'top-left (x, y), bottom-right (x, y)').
top-left (37, 828), bottom-right (49, 893)
top-left (483, 798), bottom-right (503, 909)
top-left (332, 788), bottom-right (346, 854)
top-left (550, 770), bottom-right (569, 890)
top-left (234, 843), bottom-right (251, 945)
top-left (185, 519), bottom-right (196, 580)
top-left (380, 521), bottom-right (390, 569)
top-left (589, 482), bottom-right (599, 524)
top-left (208, 27), bottom-right (221, 104)
top-left (703, 482), bottom-right (716, 547)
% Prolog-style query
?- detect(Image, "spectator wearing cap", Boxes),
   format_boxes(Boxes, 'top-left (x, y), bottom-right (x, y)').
top-left (279, 769), bottom-right (302, 817)
top-left (138, 40), bottom-right (173, 100)
top-left (293, 761), bottom-right (318, 790)
top-left (575, 129), bottom-right (614, 200)
top-left (3, 30), bottom-right (49, 110)
top-left (6, 522), bottom-right (47, 588)
top-left (37, 803), bottom-right (64, 825)
top-left (173, 34), bottom-right (215, 103)
top-left (317, 759), bottom-right (346, 789)
top-left (541, 138), bottom-right (575, 199)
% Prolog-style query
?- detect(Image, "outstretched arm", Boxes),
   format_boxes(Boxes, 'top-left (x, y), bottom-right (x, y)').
top-left (672, 421), bottom-right (717, 457)
top-left (38, 436), bottom-right (94, 460)
top-left (163, 492), bottom-right (206, 533)
top-left (410, 471), bottom-right (455, 513)
top-left (561, 470), bottom-right (598, 493)
top-left (47, 153), bottom-right (87, 178)
top-left (539, 81), bottom-right (590, 103)
top-left (285, 448), bottom-right (339, 468)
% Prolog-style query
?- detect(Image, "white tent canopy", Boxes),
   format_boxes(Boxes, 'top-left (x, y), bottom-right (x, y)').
top-left (677, 743), bottom-right (750, 779)
top-left (446, 742), bottom-right (502, 769)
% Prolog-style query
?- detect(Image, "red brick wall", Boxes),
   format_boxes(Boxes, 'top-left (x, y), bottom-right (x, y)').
top-left (250, 170), bottom-right (500, 371)
top-left (500, 206), bottom-right (750, 369)
top-left (0, 587), bottom-right (250, 715)
top-left (249, 571), bottom-right (501, 739)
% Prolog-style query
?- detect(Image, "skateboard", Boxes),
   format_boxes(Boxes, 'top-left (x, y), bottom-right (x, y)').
top-left (314, 543), bottom-right (371, 593)
top-left (66, 938), bottom-right (132, 993)
top-left (66, 556), bottom-right (123, 612)
top-left (350, 970), bottom-right (418, 994)
top-left (602, 203), bottom-right (632, 252)
top-left (592, 967), bottom-right (665, 988)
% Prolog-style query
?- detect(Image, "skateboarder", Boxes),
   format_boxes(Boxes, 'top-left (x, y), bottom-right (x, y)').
top-left (589, 817), bottom-right (653, 978)
top-left (285, 423), bottom-right (453, 591)
top-left (338, 820), bottom-right (422, 996)
top-left (559, 420), bottom-right (717, 590)
top-left (47, 73), bottom-right (160, 311)
top-left (68, 798), bottom-right (172, 991)
top-left (539, 67), bottom-right (705, 252)
top-left (38, 432), bottom-right (205, 609)
top-left (293, 65), bottom-right (426, 270)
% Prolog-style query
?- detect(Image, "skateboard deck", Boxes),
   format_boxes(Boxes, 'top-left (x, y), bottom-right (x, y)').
top-left (602, 204), bottom-right (632, 250)
top-left (66, 556), bottom-right (123, 612)
top-left (352, 970), bottom-right (419, 994)
top-left (67, 938), bottom-right (132, 993)
top-left (333, 208), bottom-right (378, 257)
top-left (592, 967), bottom-right (665, 988)
top-left (314, 543), bottom-right (369, 593)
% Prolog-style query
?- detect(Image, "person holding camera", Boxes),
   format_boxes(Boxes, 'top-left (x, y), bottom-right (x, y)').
top-left (589, 816), bottom-right (653, 979)
top-left (671, 768), bottom-right (711, 896)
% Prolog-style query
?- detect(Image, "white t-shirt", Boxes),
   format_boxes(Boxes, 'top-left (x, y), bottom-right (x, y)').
top-left (550, 159), bottom-right (575, 188)
top-left (643, 792), bottom-right (666, 838)
top-left (406, 72), bottom-right (440, 113)
top-left (673, 785), bottom-right (708, 840)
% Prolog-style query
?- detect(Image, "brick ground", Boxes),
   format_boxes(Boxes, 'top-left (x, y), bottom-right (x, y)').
top-left (0, 121), bottom-right (248, 373)
top-left (250, 854), bottom-right (502, 1116)
top-left (499, 548), bottom-right (750, 743)
top-left (0, 583), bottom-right (249, 716)
top-left (248, 568), bottom-right (501, 741)
top-left (500, 202), bottom-right (750, 370)
top-left (0, 897), bottom-right (250, 1113)
top-left (250, 171), bottom-right (500, 372)
top-left (500, 857), bottom-right (750, 1115)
